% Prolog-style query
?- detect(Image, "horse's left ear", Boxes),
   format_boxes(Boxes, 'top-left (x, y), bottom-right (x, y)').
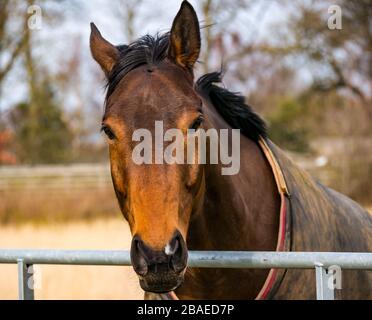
top-left (168, 1), bottom-right (201, 70)
top-left (90, 22), bottom-right (120, 76)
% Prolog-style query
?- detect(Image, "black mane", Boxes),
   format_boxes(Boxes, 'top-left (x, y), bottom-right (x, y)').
top-left (106, 34), bottom-right (267, 142)
top-left (106, 33), bottom-right (170, 99)
top-left (195, 72), bottom-right (267, 141)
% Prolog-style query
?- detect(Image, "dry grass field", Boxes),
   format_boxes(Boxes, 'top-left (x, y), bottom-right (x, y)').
top-left (0, 181), bottom-right (370, 301)
top-left (0, 218), bottom-right (143, 299)
top-left (0, 189), bottom-right (119, 224)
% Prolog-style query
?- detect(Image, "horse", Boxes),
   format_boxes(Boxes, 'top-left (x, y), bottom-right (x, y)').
top-left (90, 1), bottom-right (372, 299)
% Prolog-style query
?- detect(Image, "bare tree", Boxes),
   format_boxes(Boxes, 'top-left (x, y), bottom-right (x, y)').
top-left (0, 1), bottom-right (29, 94)
top-left (274, 1), bottom-right (372, 115)
top-left (114, 0), bottom-right (144, 43)
top-left (196, 0), bottom-right (274, 73)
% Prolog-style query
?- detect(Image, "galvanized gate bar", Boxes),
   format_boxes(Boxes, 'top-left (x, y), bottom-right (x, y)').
top-left (2, 250), bottom-right (371, 300)
top-left (17, 259), bottom-right (34, 300)
top-left (315, 263), bottom-right (334, 300)
top-left (0, 250), bottom-right (131, 266)
top-left (1, 250), bottom-right (372, 269)
top-left (187, 251), bottom-right (372, 269)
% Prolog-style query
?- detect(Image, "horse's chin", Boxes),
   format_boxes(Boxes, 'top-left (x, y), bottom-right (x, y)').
top-left (139, 273), bottom-right (184, 293)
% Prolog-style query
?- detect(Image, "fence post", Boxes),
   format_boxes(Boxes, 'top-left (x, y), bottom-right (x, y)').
top-left (315, 263), bottom-right (334, 300)
top-left (17, 259), bottom-right (35, 300)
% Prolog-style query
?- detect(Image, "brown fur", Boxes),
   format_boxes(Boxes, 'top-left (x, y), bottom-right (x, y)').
top-left (90, 0), bottom-right (372, 299)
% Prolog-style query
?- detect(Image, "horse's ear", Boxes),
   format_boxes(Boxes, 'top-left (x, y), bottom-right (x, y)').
top-left (168, 1), bottom-right (200, 70)
top-left (90, 23), bottom-right (120, 76)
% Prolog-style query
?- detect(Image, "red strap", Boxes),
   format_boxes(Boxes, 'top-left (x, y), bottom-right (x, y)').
top-left (255, 194), bottom-right (287, 300)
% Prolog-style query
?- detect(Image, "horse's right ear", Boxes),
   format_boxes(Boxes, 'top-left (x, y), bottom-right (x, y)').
top-left (168, 1), bottom-right (200, 70)
top-left (90, 23), bottom-right (119, 76)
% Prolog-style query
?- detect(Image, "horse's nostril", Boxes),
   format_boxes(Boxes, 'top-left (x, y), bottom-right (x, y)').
top-left (130, 236), bottom-right (149, 276)
top-left (130, 232), bottom-right (188, 277)
top-left (169, 232), bottom-right (188, 273)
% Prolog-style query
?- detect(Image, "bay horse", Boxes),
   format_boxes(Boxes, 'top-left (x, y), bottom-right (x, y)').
top-left (90, 1), bottom-right (372, 299)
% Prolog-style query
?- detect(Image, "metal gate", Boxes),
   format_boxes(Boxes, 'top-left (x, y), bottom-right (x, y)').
top-left (0, 250), bottom-right (371, 300)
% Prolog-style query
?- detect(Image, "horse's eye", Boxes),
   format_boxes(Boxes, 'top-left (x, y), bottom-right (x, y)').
top-left (189, 116), bottom-right (204, 131)
top-left (101, 125), bottom-right (116, 140)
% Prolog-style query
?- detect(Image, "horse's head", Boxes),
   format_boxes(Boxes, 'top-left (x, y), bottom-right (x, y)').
top-left (90, 1), bottom-right (203, 293)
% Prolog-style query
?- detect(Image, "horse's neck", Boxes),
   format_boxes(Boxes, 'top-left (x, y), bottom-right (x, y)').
top-left (178, 102), bottom-right (281, 299)
top-left (187, 105), bottom-right (280, 252)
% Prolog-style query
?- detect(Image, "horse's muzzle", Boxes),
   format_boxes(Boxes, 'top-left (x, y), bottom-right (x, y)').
top-left (130, 230), bottom-right (188, 293)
